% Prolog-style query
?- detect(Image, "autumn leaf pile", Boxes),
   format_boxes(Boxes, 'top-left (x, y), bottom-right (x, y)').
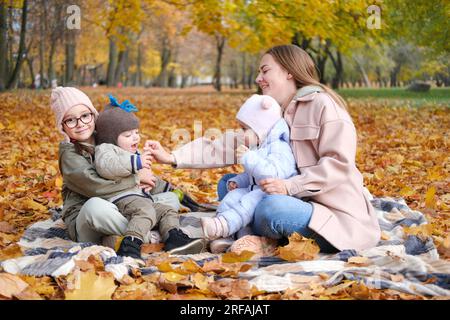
top-left (0, 87), bottom-right (448, 300)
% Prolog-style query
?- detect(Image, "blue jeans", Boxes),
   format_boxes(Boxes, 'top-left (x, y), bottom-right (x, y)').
top-left (217, 173), bottom-right (338, 253)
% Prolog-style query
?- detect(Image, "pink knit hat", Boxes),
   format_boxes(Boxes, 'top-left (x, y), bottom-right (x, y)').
top-left (50, 87), bottom-right (99, 142)
top-left (236, 94), bottom-right (282, 142)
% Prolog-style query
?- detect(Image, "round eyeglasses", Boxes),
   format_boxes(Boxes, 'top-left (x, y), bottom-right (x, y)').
top-left (63, 112), bottom-right (94, 129)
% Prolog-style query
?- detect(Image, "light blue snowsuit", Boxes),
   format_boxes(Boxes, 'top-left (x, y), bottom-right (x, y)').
top-left (217, 118), bottom-right (298, 234)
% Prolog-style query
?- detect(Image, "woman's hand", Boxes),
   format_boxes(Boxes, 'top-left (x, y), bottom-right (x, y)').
top-left (144, 140), bottom-right (176, 165)
top-left (259, 178), bottom-right (288, 195)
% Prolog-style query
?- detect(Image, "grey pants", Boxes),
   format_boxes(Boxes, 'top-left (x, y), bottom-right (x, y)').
top-left (75, 192), bottom-right (180, 243)
top-left (115, 196), bottom-right (180, 241)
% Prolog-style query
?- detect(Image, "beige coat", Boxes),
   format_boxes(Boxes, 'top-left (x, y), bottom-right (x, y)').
top-left (173, 88), bottom-right (381, 251)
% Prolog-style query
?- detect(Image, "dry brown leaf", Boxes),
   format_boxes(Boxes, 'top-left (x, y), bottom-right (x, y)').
top-left (403, 224), bottom-right (434, 238)
top-left (0, 243), bottom-right (23, 260)
top-left (14, 287), bottom-right (43, 300)
top-left (347, 256), bottom-right (372, 267)
top-left (221, 250), bottom-right (255, 263)
top-left (181, 259), bottom-right (202, 273)
top-left (381, 231), bottom-right (390, 240)
top-left (0, 273), bottom-right (29, 299)
top-left (390, 274), bottom-right (405, 282)
top-left (141, 243), bottom-right (164, 254)
top-left (74, 259), bottom-right (94, 272)
top-left (0, 221), bottom-right (16, 234)
top-left (278, 232), bottom-right (320, 262)
top-left (87, 254), bottom-right (105, 272)
top-left (192, 272), bottom-right (210, 291)
top-left (324, 281), bottom-right (356, 296)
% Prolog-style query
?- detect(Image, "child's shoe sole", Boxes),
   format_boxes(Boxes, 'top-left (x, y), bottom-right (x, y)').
top-left (168, 238), bottom-right (208, 255)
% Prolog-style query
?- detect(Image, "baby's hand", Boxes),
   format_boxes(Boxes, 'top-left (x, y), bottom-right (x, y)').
top-left (228, 181), bottom-right (238, 191)
top-left (138, 168), bottom-right (156, 185)
top-left (140, 150), bottom-right (153, 169)
top-left (236, 144), bottom-right (249, 162)
top-left (140, 182), bottom-right (155, 193)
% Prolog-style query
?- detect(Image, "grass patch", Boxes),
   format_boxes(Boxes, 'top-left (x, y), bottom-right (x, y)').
top-left (338, 87), bottom-right (450, 107)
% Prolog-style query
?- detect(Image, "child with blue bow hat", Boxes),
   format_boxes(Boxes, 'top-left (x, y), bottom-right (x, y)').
top-left (94, 95), bottom-right (206, 260)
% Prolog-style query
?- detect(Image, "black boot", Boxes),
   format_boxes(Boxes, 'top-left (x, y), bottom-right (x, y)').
top-left (116, 236), bottom-right (143, 260)
top-left (179, 191), bottom-right (218, 212)
top-left (164, 229), bottom-right (206, 255)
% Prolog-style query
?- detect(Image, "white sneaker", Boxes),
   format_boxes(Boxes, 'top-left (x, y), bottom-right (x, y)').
top-left (210, 237), bottom-right (234, 254)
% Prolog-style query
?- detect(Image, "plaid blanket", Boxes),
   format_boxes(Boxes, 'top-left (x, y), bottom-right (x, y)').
top-left (1, 194), bottom-right (449, 297)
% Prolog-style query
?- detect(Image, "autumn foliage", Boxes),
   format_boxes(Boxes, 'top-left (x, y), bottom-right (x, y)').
top-left (0, 88), bottom-right (448, 300)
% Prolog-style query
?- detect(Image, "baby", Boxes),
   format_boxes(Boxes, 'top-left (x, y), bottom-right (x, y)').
top-left (201, 94), bottom-right (298, 240)
top-left (94, 95), bottom-right (205, 259)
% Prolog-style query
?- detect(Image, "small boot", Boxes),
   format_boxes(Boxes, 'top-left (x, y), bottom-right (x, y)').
top-left (116, 236), bottom-right (143, 260)
top-left (173, 189), bottom-right (218, 212)
top-left (201, 216), bottom-right (229, 240)
top-left (164, 229), bottom-right (206, 255)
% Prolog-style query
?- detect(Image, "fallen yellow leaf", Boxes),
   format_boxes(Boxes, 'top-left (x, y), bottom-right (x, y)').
top-left (64, 270), bottom-right (117, 300)
top-left (221, 250), bottom-right (255, 263)
top-left (424, 186), bottom-right (436, 209)
top-left (164, 272), bottom-right (186, 282)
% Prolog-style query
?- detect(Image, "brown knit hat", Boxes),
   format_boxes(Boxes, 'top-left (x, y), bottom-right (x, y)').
top-left (95, 96), bottom-right (140, 145)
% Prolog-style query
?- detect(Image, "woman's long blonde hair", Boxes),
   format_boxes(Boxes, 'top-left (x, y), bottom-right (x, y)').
top-left (266, 45), bottom-right (347, 109)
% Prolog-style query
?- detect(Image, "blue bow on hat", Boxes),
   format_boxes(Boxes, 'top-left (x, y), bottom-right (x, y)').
top-left (108, 94), bottom-right (138, 112)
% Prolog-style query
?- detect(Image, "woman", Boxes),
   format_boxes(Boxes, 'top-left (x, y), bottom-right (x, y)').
top-left (146, 45), bottom-right (381, 252)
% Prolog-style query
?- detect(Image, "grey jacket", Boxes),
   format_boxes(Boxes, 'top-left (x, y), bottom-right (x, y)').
top-left (58, 142), bottom-right (138, 240)
top-left (94, 143), bottom-right (171, 201)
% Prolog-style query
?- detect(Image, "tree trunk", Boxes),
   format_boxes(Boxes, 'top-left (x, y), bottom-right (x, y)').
top-left (292, 32), bottom-right (311, 50)
top-left (316, 55), bottom-right (327, 84)
top-left (241, 52), bottom-right (246, 89)
top-left (180, 74), bottom-right (188, 88)
top-left (390, 64), bottom-right (401, 87)
top-left (123, 49), bottom-right (129, 86)
top-left (168, 68), bottom-right (176, 88)
top-left (156, 39), bottom-right (171, 87)
top-left (64, 31), bottom-right (76, 86)
top-left (247, 62), bottom-right (255, 90)
top-left (326, 46), bottom-right (343, 89)
top-left (114, 48), bottom-right (127, 86)
top-left (213, 35), bottom-right (225, 92)
top-left (106, 37), bottom-right (118, 86)
top-left (26, 57), bottom-right (34, 88)
top-left (0, 2), bottom-right (7, 91)
top-left (354, 56), bottom-right (371, 87)
top-left (6, 0), bottom-right (28, 89)
top-left (48, 38), bottom-right (57, 86)
top-left (38, 0), bottom-right (47, 88)
top-left (47, 3), bottom-right (62, 87)
top-left (136, 42), bottom-right (142, 86)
